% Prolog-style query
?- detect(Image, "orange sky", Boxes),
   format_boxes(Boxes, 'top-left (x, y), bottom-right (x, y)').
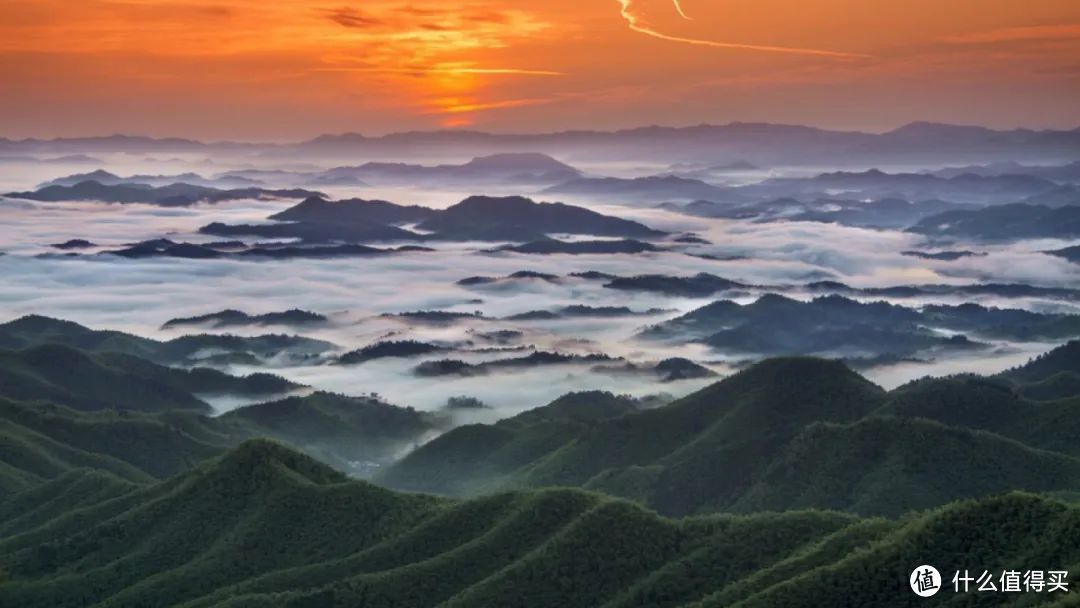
top-left (1, 0), bottom-right (1078, 139)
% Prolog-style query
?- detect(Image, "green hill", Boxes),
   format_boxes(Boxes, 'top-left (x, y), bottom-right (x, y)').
top-left (732, 416), bottom-right (1080, 516)
top-left (697, 492), bottom-right (1080, 608)
top-left (4, 440), bottom-right (1080, 607)
top-left (878, 375), bottom-right (1080, 457)
top-left (0, 338), bottom-right (443, 482)
top-left (1001, 341), bottom-right (1080, 383)
top-left (382, 356), bottom-right (1080, 517)
top-left (0, 387), bottom-right (447, 493)
top-left (0, 398), bottom-right (229, 496)
top-left (4, 328), bottom-right (1080, 605)
top-left (380, 358), bottom-right (887, 515)
top-left (218, 392), bottom-right (446, 474)
top-left (0, 315), bottom-right (161, 359)
top-left (0, 315), bottom-right (336, 366)
top-left (998, 340), bottom-right (1080, 400)
top-left (0, 345), bottom-right (283, 413)
top-left (0, 441), bottom-right (442, 608)
top-left (1017, 371), bottom-right (1080, 401)
top-left (376, 391), bottom-right (644, 496)
top-left (0, 469), bottom-right (140, 538)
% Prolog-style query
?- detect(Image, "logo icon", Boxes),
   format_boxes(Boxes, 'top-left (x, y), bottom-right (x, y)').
top-left (911, 565), bottom-right (942, 597)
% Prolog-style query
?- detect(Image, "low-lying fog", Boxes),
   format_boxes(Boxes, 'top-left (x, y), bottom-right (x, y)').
top-left (1, 153), bottom-right (1078, 419)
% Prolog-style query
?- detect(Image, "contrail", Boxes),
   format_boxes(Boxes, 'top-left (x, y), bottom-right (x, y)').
top-left (617, 0), bottom-right (867, 59)
top-left (672, 0), bottom-right (691, 20)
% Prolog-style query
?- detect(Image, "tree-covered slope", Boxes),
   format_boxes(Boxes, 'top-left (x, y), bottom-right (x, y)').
top-left (0, 336), bottom-right (445, 482)
top-left (377, 391), bottom-right (644, 495)
top-left (0, 345), bottom-right (294, 413)
top-left (0, 440), bottom-right (441, 608)
top-left (0, 387), bottom-right (450, 492)
top-left (381, 353), bottom-right (1080, 518)
top-left (998, 340), bottom-right (1080, 400)
top-left (4, 440), bottom-right (1080, 607)
top-left (381, 358), bottom-right (887, 515)
top-left (731, 416), bottom-right (1080, 516)
top-left (696, 492), bottom-right (1080, 608)
top-left (218, 392), bottom-right (446, 474)
top-left (877, 374), bottom-right (1080, 457)
top-left (0, 315), bottom-right (336, 366)
top-left (0, 440), bottom-right (863, 608)
top-left (0, 315), bottom-right (161, 359)
top-left (0, 399), bottom-right (229, 495)
top-left (0, 469), bottom-right (140, 538)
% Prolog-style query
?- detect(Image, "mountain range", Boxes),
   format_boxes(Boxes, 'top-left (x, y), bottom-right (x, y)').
top-left (908, 203), bottom-right (1080, 241)
top-left (3, 310), bottom-right (1080, 605)
top-left (642, 294), bottom-right (1080, 360)
top-left (665, 197), bottom-right (965, 229)
top-left (0, 315), bottom-right (336, 366)
top-left (6, 122), bottom-right (1079, 165)
top-left (207, 153), bottom-right (582, 188)
top-left (39, 169), bottom-right (263, 189)
top-left (9, 439), bottom-right (1080, 607)
top-left (736, 169), bottom-right (1070, 206)
top-left (4, 181), bottom-right (322, 207)
top-left (379, 350), bottom-right (1080, 517)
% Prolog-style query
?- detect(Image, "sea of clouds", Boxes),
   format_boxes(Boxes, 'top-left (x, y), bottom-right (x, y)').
top-left (1, 155), bottom-right (1077, 418)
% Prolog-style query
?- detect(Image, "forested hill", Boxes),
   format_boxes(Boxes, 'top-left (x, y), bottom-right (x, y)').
top-left (379, 347), bottom-right (1080, 517)
top-left (2, 330), bottom-right (1080, 605)
top-left (2, 440), bottom-right (1080, 608)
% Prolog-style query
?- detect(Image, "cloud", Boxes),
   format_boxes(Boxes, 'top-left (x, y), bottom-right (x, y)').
top-left (941, 24), bottom-right (1080, 45)
top-left (464, 10), bottom-right (512, 24)
top-left (317, 65), bottom-right (563, 77)
top-left (3, 155), bottom-right (1079, 411)
top-left (321, 4), bottom-right (534, 35)
top-left (615, 0), bottom-right (868, 58)
top-left (324, 7), bottom-right (384, 29)
top-left (427, 95), bottom-right (566, 114)
top-left (671, 0), bottom-right (691, 20)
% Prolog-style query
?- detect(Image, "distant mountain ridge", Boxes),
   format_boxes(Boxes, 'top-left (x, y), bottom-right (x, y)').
top-left (39, 169), bottom-right (262, 189)
top-left (314, 152), bottom-right (581, 186)
top-left (908, 203), bottom-right (1080, 241)
top-left (4, 122), bottom-right (1079, 165)
top-left (213, 152), bottom-right (581, 188)
top-left (642, 293), bottom-right (1080, 361)
top-left (713, 169), bottom-right (1071, 206)
top-left (5, 180), bottom-right (322, 207)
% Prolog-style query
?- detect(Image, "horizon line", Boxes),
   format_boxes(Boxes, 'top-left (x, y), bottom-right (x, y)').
top-left (2, 120), bottom-right (1078, 146)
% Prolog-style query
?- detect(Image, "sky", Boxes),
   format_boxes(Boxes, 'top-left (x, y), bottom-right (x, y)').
top-left (1, 0), bottom-right (1079, 139)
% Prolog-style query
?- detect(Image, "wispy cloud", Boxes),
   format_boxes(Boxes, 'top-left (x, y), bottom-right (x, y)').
top-left (323, 7), bottom-right (384, 29)
top-left (671, 0), bottom-right (691, 20)
top-left (427, 95), bottom-right (563, 114)
top-left (615, 0), bottom-right (868, 59)
top-left (317, 66), bottom-right (563, 77)
top-left (941, 23), bottom-right (1080, 45)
